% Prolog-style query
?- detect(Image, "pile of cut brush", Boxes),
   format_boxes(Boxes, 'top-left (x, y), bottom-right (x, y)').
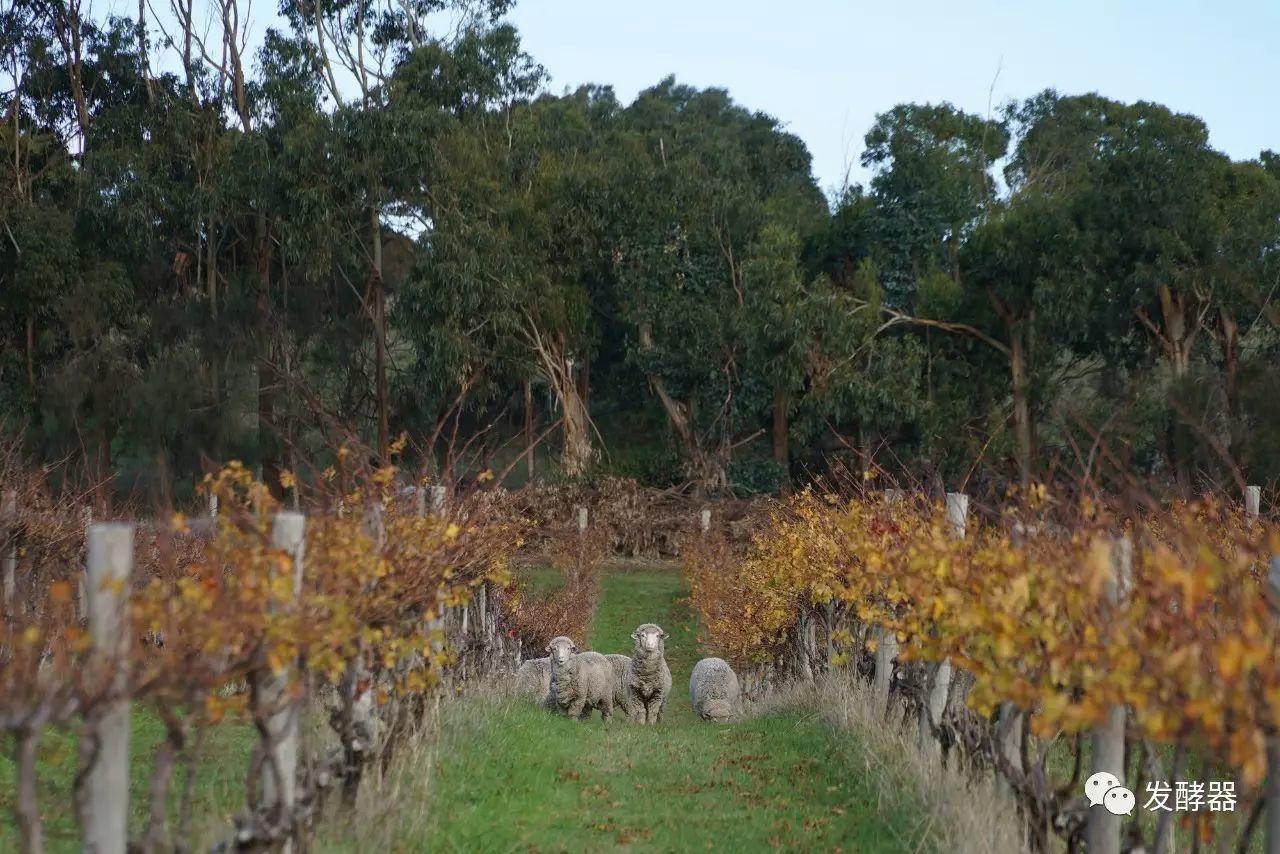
top-left (492, 477), bottom-right (768, 558)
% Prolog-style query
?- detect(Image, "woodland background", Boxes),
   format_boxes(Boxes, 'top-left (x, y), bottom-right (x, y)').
top-left (4, 0), bottom-right (1280, 504)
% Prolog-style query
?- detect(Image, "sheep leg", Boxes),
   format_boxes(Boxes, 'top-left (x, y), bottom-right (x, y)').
top-left (601, 697), bottom-right (613, 723)
top-left (567, 699), bottom-right (586, 719)
top-left (655, 698), bottom-right (667, 723)
top-left (643, 699), bottom-right (656, 724)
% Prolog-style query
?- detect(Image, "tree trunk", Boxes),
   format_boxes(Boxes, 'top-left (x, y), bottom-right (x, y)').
top-left (1155, 284), bottom-right (1197, 496)
top-left (1221, 311), bottom-right (1243, 470)
top-left (1010, 330), bottom-right (1033, 490)
top-left (577, 353), bottom-right (590, 415)
top-left (206, 217), bottom-right (221, 460)
top-left (25, 317), bottom-right (35, 390)
top-left (96, 426), bottom-right (112, 515)
top-left (523, 378), bottom-right (535, 481)
top-left (560, 372), bottom-right (591, 477)
top-left (637, 322), bottom-right (729, 495)
top-left (255, 214), bottom-right (280, 495)
top-left (772, 388), bottom-right (789, 493)
top-left (638, 323), bottom-right (696, 457)
top-left (371, 208), bottom-right (388, 463)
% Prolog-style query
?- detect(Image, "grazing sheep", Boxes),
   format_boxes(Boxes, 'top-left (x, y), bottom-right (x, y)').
top-left (514, 657), bottom-right (551, 702)
top-left (619, 624), bottom-right (672, 724)
top-left (689, 657), bottom-right (741, 722)
top-left (546, 636), bottom-right (615, 722)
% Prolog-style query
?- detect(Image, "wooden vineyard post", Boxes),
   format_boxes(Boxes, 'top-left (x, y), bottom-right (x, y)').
top-left (576, 506), bottom-right (588, 533)
top-left (1246, 484), bottom-right (1261, 520)
top-left (872, 627), bottom-right (897, 712)
top-left (1262, 482), bottom-right (1280, 854)
top-left (418, 490), bottom-right (449, 709)
top-left (1085, 535), bottom-right (1132, 854)
top-left (77, 506), bottom-right (91, 620)
top-left (83, 522), bottom-right (135, 854)
top-left (917, 493), bottom-right (966, 759)
top-left (700, 508), bottom-right (711, 536)
top-left (997, 518), bottom-right (1034, 790)
top-left (255, 512), bottom-right (305, 841)
top-left (873, 489), bottom-right (903, 713)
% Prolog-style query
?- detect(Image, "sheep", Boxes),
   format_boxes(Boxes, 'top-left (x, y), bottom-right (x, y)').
top-left (514, 656), bottom-right (551, 703)
top-left (619, 623), bottom-right (672, 724)
top-left (546, 636), bottom-right (615, 722)
top-left (605, 653), bottom-right (630, 704)
top-left (689, 657), bottom-right (741, 722)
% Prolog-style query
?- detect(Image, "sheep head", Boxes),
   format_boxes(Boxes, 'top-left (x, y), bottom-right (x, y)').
top-left (546, 635), bottom-right (577, 665)
top-left (631, 623), bottom-right (668, 656)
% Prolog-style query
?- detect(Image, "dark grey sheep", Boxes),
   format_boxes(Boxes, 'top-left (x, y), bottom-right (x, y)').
top-left (689, 657), bottom-right (741, 721)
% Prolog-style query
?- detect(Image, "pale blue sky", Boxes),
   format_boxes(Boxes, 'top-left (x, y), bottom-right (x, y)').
top-left (507, 0), bottom-right (1279, 196)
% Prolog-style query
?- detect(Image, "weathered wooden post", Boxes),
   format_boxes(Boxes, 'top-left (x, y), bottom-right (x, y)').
top-left (1085, 535), bottom-right (1132, 854)
top-left (209, 491), bottom-right (218, 518)
top-left (873, 489), bottom-right (904, 712)
top-left (945, 492), bottom-right (968, 539)
top-left (430, 485), bottom-right (447, 516)
top-left (576, 506), bottom-right (588, 533)
top-left (997, 518), bottom-right (1034, 790)
top-left (1264, 485), bottom-right (1280, 854)
top-left (256, 513), bottom-right (306, 834)
top-left (77, 506), bottom-right (92, 620)
top-left (83, 522), bottom-right (135, 854)
top-left (3, 490), bottom-right (16, 614)
top-left (700, 508), bottom-right (711, 536)
top-left (918, 493), bottom-right (966, 758)
top-left (1246, 485), bottom-right (1261, 520)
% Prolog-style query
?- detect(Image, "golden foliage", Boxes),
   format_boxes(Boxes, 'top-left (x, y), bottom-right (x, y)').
top-left (686, 490), bottom-right (1280, 785)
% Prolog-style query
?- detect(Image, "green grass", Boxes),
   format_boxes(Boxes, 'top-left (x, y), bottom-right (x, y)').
top-left (0, 707), bottom-right (255, 851)
top-left (408, 563), bottom-right (927, 853)
top-left (513, 562), bottom-right (567, 597)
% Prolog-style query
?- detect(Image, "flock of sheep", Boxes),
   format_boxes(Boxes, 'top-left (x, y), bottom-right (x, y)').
top-left (514, 623), bottom-right (742, 723)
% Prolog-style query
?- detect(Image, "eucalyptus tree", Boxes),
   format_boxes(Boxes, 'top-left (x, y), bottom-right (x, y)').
top-left (403, 82), bottom-right (619, 478)
top-left (861, 102), bottom-right (1008, 302)
top-left (609, 78), bottom-right (827, 494)
top-left (271, 0), bottom-right (520, 463)
top-left (1005, 91), bottom-right (1280, 491)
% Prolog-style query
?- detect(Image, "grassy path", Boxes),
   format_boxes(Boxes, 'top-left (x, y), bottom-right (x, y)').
top-left (418, 564), bottom-right (922, 853)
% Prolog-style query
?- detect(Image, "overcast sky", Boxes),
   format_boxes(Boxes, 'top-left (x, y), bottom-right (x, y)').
top-left (507, 0), bottom-right (1279, 197)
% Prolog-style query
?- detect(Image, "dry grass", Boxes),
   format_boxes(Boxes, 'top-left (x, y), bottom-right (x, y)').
top-left (750, 674), bottom-right (1031, 854)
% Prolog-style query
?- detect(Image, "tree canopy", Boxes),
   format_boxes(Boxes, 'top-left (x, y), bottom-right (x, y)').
top-left (2, 0), bottom-right (1278, 502)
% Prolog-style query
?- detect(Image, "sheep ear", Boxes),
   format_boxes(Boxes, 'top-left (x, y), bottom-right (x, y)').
top-left (544, 642), bottom-right (553, 653)
top-left (630, 630), bottom-right (639, 639)
top-left (660, 631), bottom-right (669, 640)
top-left (570, 642), bottom-right (579, 652)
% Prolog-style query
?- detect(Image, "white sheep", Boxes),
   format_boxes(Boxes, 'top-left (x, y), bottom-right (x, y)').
top-left (689, 657), bottom-right (741, 722)
top-left (619, 623), bottom-right (672, 724)
top-left (546, 636), bottom-right (615, 722)
top-left (514, 656), bottom-right (551, 703)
